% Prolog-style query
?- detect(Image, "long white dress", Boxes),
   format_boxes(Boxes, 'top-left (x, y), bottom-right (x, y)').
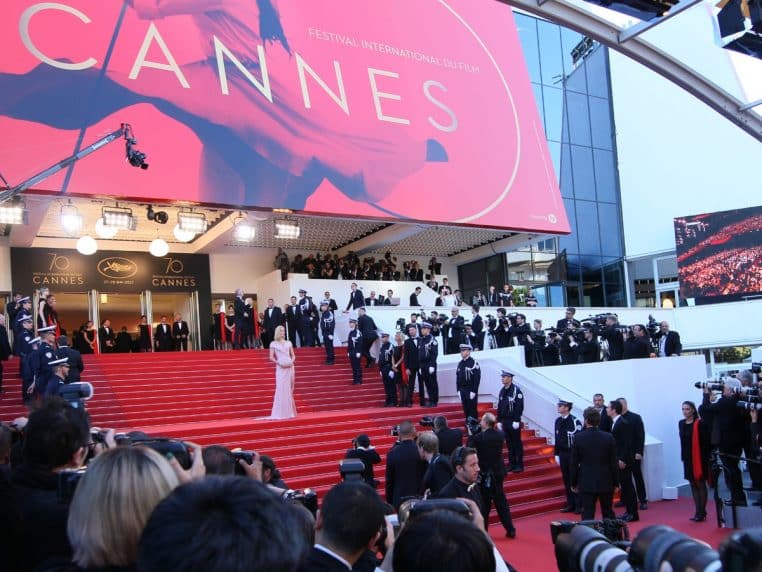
top-left (270, 340), bottom-right (297, 419)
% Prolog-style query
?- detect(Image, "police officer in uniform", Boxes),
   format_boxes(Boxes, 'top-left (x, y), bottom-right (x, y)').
top-left (418, 322), bottom-right (439, 407)
top-left (455, 344), bottom-right (480, 421)
top-left (377, 332), bottom-right (397, 407)
top-left (297, 289), bottom-right (315, 347)
top-left (16, 315), bottom-right (36, 402)
top-left (45, 357), bottom-right (70, 396)
top-left (555, 399), bottom-right (583, 513)
top-left (319, 301), bottom-right (335, 364)
top-left (497, 371), bottom-right (525, 472)
top-left (30, 325), bottom-right (58, 397)
top-left (403, 325), bottom-right (420, 406)
top-left (347, 318), bottom-right (363, 385)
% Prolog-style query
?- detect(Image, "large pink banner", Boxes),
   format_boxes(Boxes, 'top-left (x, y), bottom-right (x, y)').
top-left (0, 0), bottom-right (568, 233)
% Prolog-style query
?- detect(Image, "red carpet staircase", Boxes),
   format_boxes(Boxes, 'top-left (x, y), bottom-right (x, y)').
top-left (0, 349), bottom-right (566, 519)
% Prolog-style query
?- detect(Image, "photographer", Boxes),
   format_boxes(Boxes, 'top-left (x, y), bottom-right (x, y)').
top-left (468, 413), bottom-right (516, 538)
top-left (556, 308), bottom-right (580, 365)
top-left (623, 325), bottom-right (652, 359)
top-left (599, 315), bottom-right (624, 361)
top-left (433, 415), bottom-right (464, 457)
top-left (346, 434), bottom-right (381, 488)
top-left (494, 308), bottom-right (511, 348)
top-left (508, 313), bottom-right (531, 367)
top-left (576, 328), bottom-right (600, 364)
top-left (701, 379), bottom-right (748, 506)
top-left (438, 446), bottom-right (482, 507)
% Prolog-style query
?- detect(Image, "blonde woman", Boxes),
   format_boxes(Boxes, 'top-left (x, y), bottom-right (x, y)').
top-left (67, 446), bottom-right (179, 571)
top-left (269, 325), bottom-right (297, 419)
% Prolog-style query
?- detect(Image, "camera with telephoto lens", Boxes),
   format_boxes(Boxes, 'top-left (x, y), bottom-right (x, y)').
top-left (130, 438), bottom-right (191, 469)
top-left (737, 401), bottom-right (762, 411)
top-left (694, 381), bottom-right (725, 392)
top-left (59, 382), bottom-right (94, 409)
top-left (396, 318), bottom-right (406, 331)
top-left (406, 498), bottom-right (472, 523)
top-left (465, 416), bottom-right (481, 436)
top-left (283, 488), bottom-right (318, 517)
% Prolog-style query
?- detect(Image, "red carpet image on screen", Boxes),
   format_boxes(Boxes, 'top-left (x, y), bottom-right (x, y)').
top-left (674, 205), bottom-right (762, 302)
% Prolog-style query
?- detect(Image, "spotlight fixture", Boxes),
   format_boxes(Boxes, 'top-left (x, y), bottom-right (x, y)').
top-left (232, 214), bottom-right (256, 242)
top-left (102, 206), bottom-right (136, 230)
top-left (177, 211), bottom-right (208, 234)
top-left (274, 218), bottom-right (301, 239)
top-left (60, 201), bottom-right (83, 235)
top-left (76, 235), bottom-right (98, 255)
top-left (173, 224), bottom-right (196, 243)
top-left (147, 205), bottom-right (168, 225)
top-left (149, 237), bottom-right (169, 257)
top-left (0, 201), bottom-right (27, 225)
top-left (95, 218), bottom-right (119, 239)
top-left (716, 0), bottom-right (762, 59)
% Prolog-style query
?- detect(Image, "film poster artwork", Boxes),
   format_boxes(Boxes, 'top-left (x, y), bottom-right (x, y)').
top-left (0, 0), bottom-right (567, 233)
top-left (674, 205), bottom-right (762, 304)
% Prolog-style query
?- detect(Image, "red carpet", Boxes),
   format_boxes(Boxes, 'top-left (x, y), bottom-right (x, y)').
top-left (0, 349), bottom-right (567, 517)
top-left (490, 497), bottom-right (734, 571)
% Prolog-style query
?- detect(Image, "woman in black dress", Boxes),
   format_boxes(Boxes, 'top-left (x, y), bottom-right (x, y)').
top-left (80, 320), bottom-right (96, 354)
top-left (678, 400), bottom-right (711, 521)
top-left (138, 315), bottom-right (152, 352)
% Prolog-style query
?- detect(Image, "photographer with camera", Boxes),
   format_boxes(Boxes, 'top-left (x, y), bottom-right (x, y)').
top-left (701, 379), bottom-right (748, 506)
top-left (509, 313), bottom-right (532, 367)
top-left (467, 413), bottom-right (517, 538)
top-left (346, 433), bottom-right (381, 488)
top-left (623, 325), bottom-right (653, 359)
top-left (576, 328), bottom-right (601, 364)
top-left (494, 308), bottom-right (512, 348)
top-left (599, 314), bottom-right (624, 361)
top-left (556, 308), bottom-right (580, 365)
top-left (433, 415), bottom-right (464, 457)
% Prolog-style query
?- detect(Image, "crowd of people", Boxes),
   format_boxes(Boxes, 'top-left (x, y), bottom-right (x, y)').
top-left (678, 245), bottom-right (762, 298)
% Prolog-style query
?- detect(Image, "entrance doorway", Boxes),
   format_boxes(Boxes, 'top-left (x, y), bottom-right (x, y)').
top-left (150, 292), bottom-right (200, 351)
top-left (54, 292), bottom-right (91, 337)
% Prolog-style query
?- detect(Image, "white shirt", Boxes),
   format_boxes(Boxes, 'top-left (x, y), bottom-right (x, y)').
top-left (313, 544), bottom-right (352, 570)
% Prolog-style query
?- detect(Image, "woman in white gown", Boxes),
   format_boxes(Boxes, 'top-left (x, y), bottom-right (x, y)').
top-left (269, 325), bottom-right (297, 419)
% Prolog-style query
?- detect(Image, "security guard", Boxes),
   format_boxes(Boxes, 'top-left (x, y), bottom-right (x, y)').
top-left (555, 399), bottom-right (583, 513)
top-left (455, 344), bottom-right (480, 421)
top-left (16, 315), bottom-right (37, 401)
top-left (418, 322), bottom-right (439, 407)
top-left (297, 289), bottom-right (315, 347)
top-left (30, 325), bottom-right (58, 397)
top-left (319, 301), bottom-right (335, 364)
top-left (378, 332), bottom-right (397, 406)
top-left (45, 357), bottom-right (70, 396)
top-left (497, 371), bottom-right (524, 473)
top-left (347, 318), bottom-right (363, 385)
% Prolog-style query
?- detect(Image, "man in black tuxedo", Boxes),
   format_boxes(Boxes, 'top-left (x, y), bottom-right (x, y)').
top-left (618, 397), bottom-right (648, 510)
top-left (409, 286), bottom-right (422, 307)
top-left (571, 407), bottom-right (618, 520)
top-left (285, 296), bottom-right (301, 345)
top-left (417, 431), bottom-right (453, 496)
top-left (232, 288), bottom-right (249, 350)
top-left (556, 307), bottom-right (581, 365)
top-left (345, 282), bottom-right (365, 311)
top-left (301, 482), bottom-right (385, 572)
top-left (433, 415), bottom-right (463, 457)
top-left (382, 289), bottom-right (395, 306)
top-left (344, 434), bottom-right (381, 487)
top-left (600, 314), bottom-right (625, 361)
top-left (470, 305), bottom-right (484, 351)
top-left (321, 291), bottom-right (339, 311)
top-left (172, 313), bottom-right (190, 351)
top-left (437, 446), bottom-right (482, 507)
top-left (364, 291), bottom-right (384, 307)
top-left (98, 319), bottom-right (116, 353)
top-left (154, 316), bottom-right (173, 352)
top-left (468, 412), bottom-right (516, 538)
top-left (445, 307), bottom-right (465, 355)
top-left (385, 421), bottom-right (425, 510)
top-left (356, 307), bottom-right (378, 368)
top-left (593, 393), bottom-right (612, 432)
top-left (262, 298), bottom-right (283, 349)
top-left (608, 400), bottom-right (639, 521)
top-left (656, 321), bottom-right (682, 357)
top-left (55, 335), bottom-right (83, 382)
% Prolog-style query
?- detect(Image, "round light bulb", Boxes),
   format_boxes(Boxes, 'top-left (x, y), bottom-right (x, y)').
top-left (173, 223), bottom-right (195, 243)
top-left (76, 235), bottom-right (98, 255)
top-left (95, 217), bottom-right (119, 239)
top-left (149, 238), bottom-right (169, 257)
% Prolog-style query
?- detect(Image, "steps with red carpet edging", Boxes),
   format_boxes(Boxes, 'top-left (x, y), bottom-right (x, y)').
top-left (0, 348), bottom-right (567, 519)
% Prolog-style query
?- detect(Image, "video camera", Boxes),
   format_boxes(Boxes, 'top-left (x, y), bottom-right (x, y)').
top-left (116, 435), bottom-right (192, 469)
top-left (396, 317), bottom-right (406, 331)
top-left (465, 416), bottom-right (481, 436)
top-left (737, 401), bottom-right (762, 411)
top-left (59, 382), bottom-right (94, 409)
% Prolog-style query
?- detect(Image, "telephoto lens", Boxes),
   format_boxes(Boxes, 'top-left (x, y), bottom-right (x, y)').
top-left (629, 525), bottom-right (720, 572)
top-left (554, 524), bottom-right (630, 572)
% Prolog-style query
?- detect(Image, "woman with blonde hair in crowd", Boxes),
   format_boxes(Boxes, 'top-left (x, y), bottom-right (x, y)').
top-left (65, 446), bottom-right (179, 571)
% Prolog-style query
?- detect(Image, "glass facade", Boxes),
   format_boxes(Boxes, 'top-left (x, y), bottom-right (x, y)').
top-left (513, 13), bottom-right (626, 307)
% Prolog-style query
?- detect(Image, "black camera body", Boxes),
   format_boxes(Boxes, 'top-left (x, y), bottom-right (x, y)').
top-left (406, 498), bottom-right (472, 522)
top-left (391, 424), bottom-right (400, 437)
top-left (131, 438), bottom-right (191, 469)
top-left (283, 488), bottom-right (318, 517)
top-left (695, 381), bottom-right (725, 392)
top-left (57, 468), bottom-right (87, 504)
top-left (465, 416), bottom-right (481, 437)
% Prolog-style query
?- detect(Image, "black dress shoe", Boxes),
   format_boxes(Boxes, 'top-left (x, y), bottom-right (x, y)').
top-left (506, 528), bottom-right (516, 538)
top-left (689, 514), bottom-right (706, 522)
top-left (620, 514), bottom-right (639, 522)
top-left (639, 501), bottom-right (648, 511)
top-left (512, 466), bottom-right (524, 473)
top-left (574, 508), bottom-right (583, 515)
top-left (559, 506), bottom-right (575, 513)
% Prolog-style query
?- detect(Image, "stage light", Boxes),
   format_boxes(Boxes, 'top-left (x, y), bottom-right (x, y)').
top-left (76, 235), bottom-right (98, 255)
top-left (274, 219), bottom-right (301, 239)
top-left (177, 211), bottom-right (208, 234)
top-left (149, 238), bottom-right (169, 257)
top-left (60, 202), bottom-right (83, 235)
top-left (147, 205), bottom-right (168, 225)
top-left (716, 0), bottom-right (762, 59)
top-left (95, 218), bottom-right (119, 239)
top-left (173, 223), bottom-right (196, 243)
top-left (102, 206), bottom-right (136, 230)
top-left (232, 214), bottom-right (256, 242)
top-left (0, 204), bottom-right (27, 225)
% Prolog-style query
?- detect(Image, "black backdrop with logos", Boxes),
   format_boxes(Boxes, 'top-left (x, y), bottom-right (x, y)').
top-left (11, 248), bottom-right (213, 348)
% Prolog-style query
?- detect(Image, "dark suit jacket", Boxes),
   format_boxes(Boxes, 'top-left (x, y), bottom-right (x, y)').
top-left (346, 290), bottom-right (365, 311)
top-left (172, 321), bottom-right (189, 339)
top-left (570, 428), bottom-right (619, 492)
top-left (422, 455), bottom-right (453, 496)
top-left (611, 417), bottom-right (635, 465)
top-left (468, 428), bottom-right (506, 478)
top-left (701, 393), bottom-right (747, 450)
top-left (622, 411), bottom-right (645, 456)
top-left (98, 326), bottom-right (115, 351)
top-left (345, 448), bottom-right (381, 484)
top-left (385, 440), bottom-right (424, 509)
top-left (154, 323), bottom-right (173, 350)
top-left (263, 306), bottom-right (284, 332)
top-left (409, 293), bottom-right (420, 306)
top-left (364, 297), bottom-right (384, 307)
top-left (56, 346), bottom-right (84, 382)
top-left (596, 407), bottom-right (612, 432)
top-left (299, 546), bottom-right (350, 572)
top-left (435, 428), bottom-right (464, 456)
top-left (0, 325), bottom-right (11, 360)
top-left (658, 331), bottom-right (682, 356)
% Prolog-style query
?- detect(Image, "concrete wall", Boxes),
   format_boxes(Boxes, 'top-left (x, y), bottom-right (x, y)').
top-left (0, 243), bottom-right (12, 292)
